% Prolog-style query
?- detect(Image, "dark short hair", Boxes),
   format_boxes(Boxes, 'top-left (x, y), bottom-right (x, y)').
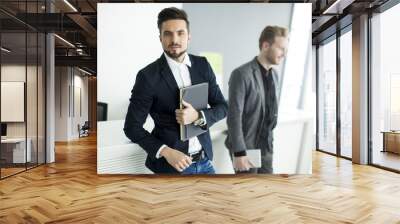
top-left (259, 26), bottom-right (288, 50)
top-left (157, 7), bottom-right (190, 32)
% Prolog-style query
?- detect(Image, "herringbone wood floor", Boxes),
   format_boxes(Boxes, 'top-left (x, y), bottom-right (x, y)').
top-left (1, 134), bottom-right (400, 224)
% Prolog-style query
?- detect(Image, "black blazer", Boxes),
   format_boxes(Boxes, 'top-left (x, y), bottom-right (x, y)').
top-left (124, 54), bottom-right (228, 173)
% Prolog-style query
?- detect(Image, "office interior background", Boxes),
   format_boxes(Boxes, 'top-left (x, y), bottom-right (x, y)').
top-left (97, 3), bottom-right (313, 174)
top-left (0, 0), bottom-right (400, 223)
top-left (0, 0), bottom-right (97, 179)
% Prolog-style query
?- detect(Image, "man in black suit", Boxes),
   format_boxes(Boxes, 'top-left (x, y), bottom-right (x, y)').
top-left (124, 7), bottom-right (227, 174)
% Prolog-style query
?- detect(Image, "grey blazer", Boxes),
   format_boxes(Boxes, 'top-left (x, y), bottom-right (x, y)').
top-left (225, 57), bottom-right (281, 153)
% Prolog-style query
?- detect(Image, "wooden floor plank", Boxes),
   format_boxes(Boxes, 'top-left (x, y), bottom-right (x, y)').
top-left (0, 134), bottom-right (400, 223)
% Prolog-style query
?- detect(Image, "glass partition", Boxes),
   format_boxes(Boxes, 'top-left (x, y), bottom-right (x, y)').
top-left (0, 1), bottom-right (46, 179)
top-left (1, 31), bottom-right (28, 178)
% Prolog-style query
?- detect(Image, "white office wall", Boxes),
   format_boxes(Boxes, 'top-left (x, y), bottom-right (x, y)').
top-left (183, 3), bottom-right (292, 97)
top-left (1, 65), bottom-right (36, 138)
top-left (1, 63), bottom-right (46, 165)
top-left (97, 3), bottom-right (182, 121)
top-left (55, 67), bottom-right (68, 141)
top-left (73, 74), bottom-right (89, 137)
top-left (55, 67), bottom-right (89, 141)
top-left (1, 82), bottom-right (24, 122)
top-left (1, 65), bottom-right (26, 140)
top-left (1, 65), bottom-right (25, 82)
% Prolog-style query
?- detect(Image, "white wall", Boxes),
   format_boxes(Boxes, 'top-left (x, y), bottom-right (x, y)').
top-left (1, 65), bottom-right (41, 138)
top-left (98, 3), bottom-right (181, 121)
top-left (1, 63), bottom-right (47, 164)
top-left (55, 67), bottom-right (68, 141)
top-left (72, 74), bottom-right (89, 137)
top-left (1, 82), bottom-right (24, 123)
top-left (183, 3), bottom-right (292, 97)
top-left (55, 67), bottom-right (89, 141)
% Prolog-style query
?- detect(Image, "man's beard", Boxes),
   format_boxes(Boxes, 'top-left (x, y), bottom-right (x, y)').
top-left (266, 53), bottom-right (278, 65)
top-left (164, 49), bottom-right (186, 60)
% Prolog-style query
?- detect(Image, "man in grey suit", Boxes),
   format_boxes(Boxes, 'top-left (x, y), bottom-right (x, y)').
top-left (225, 26), bottom-right (289, 174)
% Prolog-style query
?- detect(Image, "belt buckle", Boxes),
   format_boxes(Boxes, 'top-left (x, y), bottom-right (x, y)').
top-left (189, 150), bottom-right (203, 163)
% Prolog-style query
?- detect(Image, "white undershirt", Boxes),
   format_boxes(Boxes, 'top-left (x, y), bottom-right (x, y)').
top-left (155, 53), bottom-right (205, 158)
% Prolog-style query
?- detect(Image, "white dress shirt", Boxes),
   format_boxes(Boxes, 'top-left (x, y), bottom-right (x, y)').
top-left (155, 53), bottom-right (206, 159)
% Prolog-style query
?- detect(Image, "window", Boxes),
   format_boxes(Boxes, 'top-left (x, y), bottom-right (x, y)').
top-left (280, 4), bottom-right (312, 112)
top-left (317, 37), bottom-right (337, 155)
top-left (371, 3), bottom-right (400, 171)
top-left (340, 29), bottom-right (352, 158)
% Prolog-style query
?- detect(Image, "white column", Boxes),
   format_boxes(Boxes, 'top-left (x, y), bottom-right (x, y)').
top-left (46, 32), bottom-right (55, 163)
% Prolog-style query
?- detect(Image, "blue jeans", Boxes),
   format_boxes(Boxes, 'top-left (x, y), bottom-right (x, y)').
top-left (181, 158), bottom-right (215, 174)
